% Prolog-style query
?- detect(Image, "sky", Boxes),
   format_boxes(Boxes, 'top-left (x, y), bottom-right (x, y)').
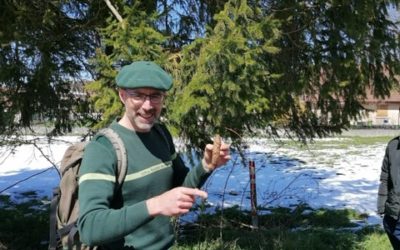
top-left (0, 134), bottom-right (389, 227)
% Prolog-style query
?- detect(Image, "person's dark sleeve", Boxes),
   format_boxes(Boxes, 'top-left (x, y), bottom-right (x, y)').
top-left (377, 145), bottom-right (390, 214)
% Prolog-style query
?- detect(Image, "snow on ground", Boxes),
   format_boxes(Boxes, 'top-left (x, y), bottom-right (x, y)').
top-left (0, 136), bottom-right (77, 201)
top-left (0, 134), bottom-right (389, 226)
top-left (195, 137), bottom-right (386, 226)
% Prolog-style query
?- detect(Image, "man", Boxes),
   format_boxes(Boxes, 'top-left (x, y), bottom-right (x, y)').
top-left (78, 61), bottom-right (230, 249)
top-left (378, 136), bottom-right (400, 250)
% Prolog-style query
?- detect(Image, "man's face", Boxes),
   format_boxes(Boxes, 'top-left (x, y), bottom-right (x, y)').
top-left (119, 87), bottom-right (165, 132)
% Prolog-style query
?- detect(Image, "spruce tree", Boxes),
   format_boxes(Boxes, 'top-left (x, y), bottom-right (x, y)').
top-left (168, 0), bottom-right (282, 149)
top-left (87, 2), bottom-right (169, 129)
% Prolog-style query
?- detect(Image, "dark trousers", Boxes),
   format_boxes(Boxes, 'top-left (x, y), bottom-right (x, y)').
top-left (383, 214), bottom-right (400, 250)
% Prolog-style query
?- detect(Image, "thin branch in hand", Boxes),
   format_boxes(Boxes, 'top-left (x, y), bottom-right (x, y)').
top-left (104, 0), bottom-right (124, 23)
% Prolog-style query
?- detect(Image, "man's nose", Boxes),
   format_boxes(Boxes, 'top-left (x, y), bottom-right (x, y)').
top-left (141, 97), bottom-right (154, 109)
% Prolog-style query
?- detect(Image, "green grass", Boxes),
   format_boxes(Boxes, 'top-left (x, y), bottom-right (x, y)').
top-left (174, 205), bottom-right (390, 250)
top-left (0, 194), bottom-right (50, 250)
top-left (277, 135), bottom-right (393, 151)
top-left (0, 193), bottom-right (391, 250)
top-left (347, 136), bottom-right (395, 145)
top-left (0, 135), bottom-right (393, 249)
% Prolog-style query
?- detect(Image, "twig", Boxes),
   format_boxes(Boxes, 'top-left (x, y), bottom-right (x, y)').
top-left (219, 153), bottom-right (240, 238)
top-left (261, 173), bottom-right (305, 206)
top-left (104, 0), bottom-right (124, 23)
top-left (0, 137), bottom-right (69, 195)
top-left (33, 143), bottom-right (61, 179)
top-left (239, 143), bottom-right (286, 209)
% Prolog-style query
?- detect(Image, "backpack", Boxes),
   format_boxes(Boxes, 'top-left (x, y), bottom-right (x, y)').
top-left (48, 128), bottom-right (127, 250)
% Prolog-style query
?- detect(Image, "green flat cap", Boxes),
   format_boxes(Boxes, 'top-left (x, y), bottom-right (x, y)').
top-left (116, 61), bottom-right (173, 90)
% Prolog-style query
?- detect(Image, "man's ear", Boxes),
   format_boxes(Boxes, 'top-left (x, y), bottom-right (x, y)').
top-left (118, 88), bottom-right (126, 104)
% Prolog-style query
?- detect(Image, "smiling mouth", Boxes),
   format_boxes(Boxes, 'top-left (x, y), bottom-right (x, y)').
top-left (139, 113), bottom-right (154, 123)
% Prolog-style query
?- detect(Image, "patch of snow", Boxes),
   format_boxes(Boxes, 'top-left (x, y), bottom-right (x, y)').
top-left (0, 135), bottom-right (387, 227)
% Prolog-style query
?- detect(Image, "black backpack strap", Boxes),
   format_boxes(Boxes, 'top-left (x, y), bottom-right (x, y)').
top-left (48, 188), bottom-right (60, 250)
top-left (97, 128), bottom-right (128, 186)
top-left (68, 226), bottom-right (80, 250)
top-left (58, 222), bottom-right (76, 237)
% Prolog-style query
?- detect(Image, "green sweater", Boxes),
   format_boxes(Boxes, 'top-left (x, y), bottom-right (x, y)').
top-left (78, 122), bottom-right (210, 249)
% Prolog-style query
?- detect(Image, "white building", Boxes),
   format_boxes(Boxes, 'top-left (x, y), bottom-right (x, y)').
top-left (356, 89), bottom-right (400, 127)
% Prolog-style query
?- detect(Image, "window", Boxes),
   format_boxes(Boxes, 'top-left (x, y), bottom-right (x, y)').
top-left (376, 104), bottom-right (388, 117)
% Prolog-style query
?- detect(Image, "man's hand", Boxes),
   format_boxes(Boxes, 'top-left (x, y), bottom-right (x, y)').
top-left (146, 187), bottom-right (207, 217)
top-left (202, 137), bottom-right (231, 172)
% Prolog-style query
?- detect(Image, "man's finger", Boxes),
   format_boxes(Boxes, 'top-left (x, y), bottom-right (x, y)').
top-left (206, 142), bottom-right (229, 150)
top-left (181, 187), bottom-right (208, 199)
top-left (220, 143), bottom-right (230, 150)
top-left (205, 144), bottom-right (213, 151)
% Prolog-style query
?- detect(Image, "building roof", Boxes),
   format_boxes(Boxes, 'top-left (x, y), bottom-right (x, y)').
top-left (364, 86), bottom-right (400, 104)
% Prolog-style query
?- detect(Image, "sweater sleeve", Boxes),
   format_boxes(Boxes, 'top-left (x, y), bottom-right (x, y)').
top-left (77, 139), bottom-right (152, 246)
top-left (377, 144), bottom-right (390, 214)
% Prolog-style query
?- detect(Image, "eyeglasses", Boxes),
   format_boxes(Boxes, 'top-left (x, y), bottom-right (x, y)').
top-left (124, 90), bottom-right (165, 104)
